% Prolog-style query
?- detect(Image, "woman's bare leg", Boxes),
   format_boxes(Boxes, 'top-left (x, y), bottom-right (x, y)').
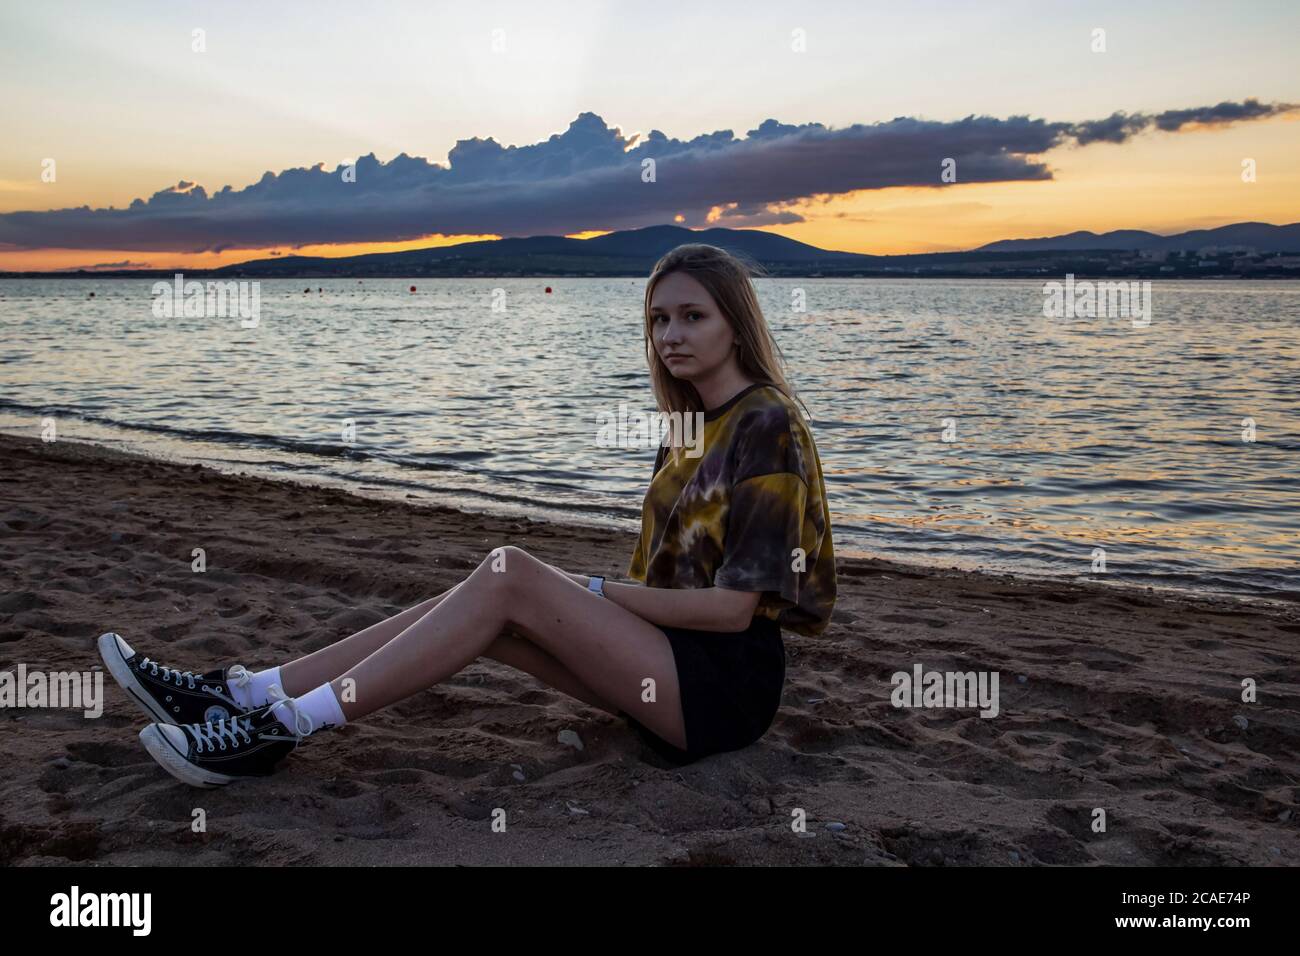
top-left (278, 584), bottom-right (464, 696)
top-left (324, 545), bottom-right (688, 750)
top-left (277, 579), bottom-right (619, 714)
top-left (479, 632), bottom-right (620, 713)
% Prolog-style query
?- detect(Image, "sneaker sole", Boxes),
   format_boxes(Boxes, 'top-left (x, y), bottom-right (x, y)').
top-left (139, 724), bottom-right (236, 789)
top-left (98, 631), bottom-right (178, 725)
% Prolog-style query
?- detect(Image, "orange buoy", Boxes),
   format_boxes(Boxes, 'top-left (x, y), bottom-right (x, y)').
top-left (545, 286), bottom-right (552, 294)
top-left (410, 285), bottom-right (417, 293)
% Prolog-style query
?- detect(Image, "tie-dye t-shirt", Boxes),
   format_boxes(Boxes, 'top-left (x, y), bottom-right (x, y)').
top-left (627, 382), bottom-right (837, 637)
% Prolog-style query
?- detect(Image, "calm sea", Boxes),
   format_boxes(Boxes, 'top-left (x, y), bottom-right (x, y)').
top-left (2, 277), bottom-right (1298, 602)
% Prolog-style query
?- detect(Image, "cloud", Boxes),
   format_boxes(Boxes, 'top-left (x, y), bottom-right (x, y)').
top-left (1, 100), bottom-right (1293, 253)
top-left (71, 259), bottom-right (151, 270)
top-left (1067, 97), bottom-right (1295, 145)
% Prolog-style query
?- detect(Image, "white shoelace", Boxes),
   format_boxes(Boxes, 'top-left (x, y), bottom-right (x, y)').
top-left (187, 714), bottom-right (253, 753)
top-left (183, 688), bottom-right (313, 753)
top-left (185, 691), bottom-right (314, 749)
top-left (210, 664), bottom-right (255, 707)
top-left (227, 665), bottom-right (253, 691)
top-left (265, 684), bottom-right (315, 738)
top-left (139, 657), bottom-right (198, 689)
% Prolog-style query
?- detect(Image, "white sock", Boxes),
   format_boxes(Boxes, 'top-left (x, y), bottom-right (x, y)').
top-left (229, 666), bottom-right (282, 710)
top-left (271, 682), bottom-right (347, 736)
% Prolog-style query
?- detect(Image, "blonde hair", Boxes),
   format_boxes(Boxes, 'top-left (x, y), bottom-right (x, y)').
top-left (642, 243), bottom-right (810, 465)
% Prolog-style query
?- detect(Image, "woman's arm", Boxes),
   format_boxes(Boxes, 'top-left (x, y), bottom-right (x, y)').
top-left (546, 563), bottom-right (760, 632)
top-left (605, 580), bottom-right (762, 632)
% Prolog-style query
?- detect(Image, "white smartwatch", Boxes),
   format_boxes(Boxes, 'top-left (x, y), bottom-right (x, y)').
top-left (587, 575), bottom-right (606, 598)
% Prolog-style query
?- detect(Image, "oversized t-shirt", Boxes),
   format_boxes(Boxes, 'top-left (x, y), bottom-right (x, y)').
top-left (626, 382), bottom-right (837, 637)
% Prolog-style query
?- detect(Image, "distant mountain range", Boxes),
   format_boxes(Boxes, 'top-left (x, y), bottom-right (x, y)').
top-left (976, 221), bottom-right (1300, 253)
top-left (6, 221), bottom-right (1299, 279)
top-left (197, 221), bottom-right (1298, 279)
top-left (208, 225), bottom-right (872, 278)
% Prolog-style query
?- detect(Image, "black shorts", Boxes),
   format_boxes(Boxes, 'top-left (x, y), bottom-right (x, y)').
top-left (618, 615), bottom-right (786, 764)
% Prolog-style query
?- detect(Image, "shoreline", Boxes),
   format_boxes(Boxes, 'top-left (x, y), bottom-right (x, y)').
top-left (1, 432), bottom-right (1297, 865)
top-left (3, 425), bottom-right (1291, 611)
top-left (0, 419), bottom-right (649, 535)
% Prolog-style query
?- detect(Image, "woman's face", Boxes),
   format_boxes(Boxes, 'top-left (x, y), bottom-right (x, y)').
top-left (648, 271), bottom-right (737, 382)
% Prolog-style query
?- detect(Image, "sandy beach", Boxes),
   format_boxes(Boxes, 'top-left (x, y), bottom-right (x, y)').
top-left (1, 432), bottom-right (1296, 866)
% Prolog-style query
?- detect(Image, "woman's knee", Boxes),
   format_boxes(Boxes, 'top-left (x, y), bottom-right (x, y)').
top-left (476, 545), bottom-right (543, 593)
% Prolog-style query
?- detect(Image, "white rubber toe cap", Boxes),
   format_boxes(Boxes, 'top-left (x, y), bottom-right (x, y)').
top-left (99, 631), bottom-right (134, 661)
top-left (157, 723), bottom-right (188, 751)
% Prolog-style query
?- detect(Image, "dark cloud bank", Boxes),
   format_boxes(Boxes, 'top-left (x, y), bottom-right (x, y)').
top-left (2, 98), bottom-right (1293, 253)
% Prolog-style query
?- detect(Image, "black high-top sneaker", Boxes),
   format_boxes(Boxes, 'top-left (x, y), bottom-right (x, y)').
top-left (98, 632), bottom-right (256, 726)
top-left (138, 691), bottom-right (320, 788)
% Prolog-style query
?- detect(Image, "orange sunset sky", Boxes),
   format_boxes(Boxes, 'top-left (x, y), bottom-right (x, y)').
top-left (2, 0), bottom-right (1297, 272)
